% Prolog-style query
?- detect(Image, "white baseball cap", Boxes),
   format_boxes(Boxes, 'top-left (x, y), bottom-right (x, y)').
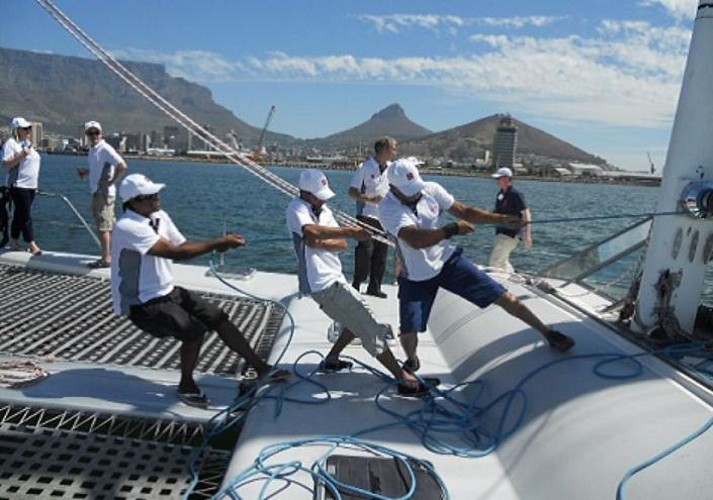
top-left (11, 117), bottom-right (32, 129)
top-left (491, 167), bottom-right (514, 178)
top-left (120, 173), bottom-right (166, 202)
top-left (84, 120), bottom-right (103, 133)
top-left (299, 169), bottom-right (335, 201)
top-left (387, 158), bottom-right (425, 197)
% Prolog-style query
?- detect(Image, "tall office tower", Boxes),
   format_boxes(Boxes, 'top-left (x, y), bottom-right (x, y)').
top-left (492, 115), bottom-right (517, 169)
top-left (30, 122), bottom-right (44, 146)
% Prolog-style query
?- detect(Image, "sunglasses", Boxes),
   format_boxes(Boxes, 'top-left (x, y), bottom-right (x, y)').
top-left (20, 127), bottom-right (32, 131)
top-left (135, 193), bottom-right (159, 202)
top-left (85, 130), bottom-right (101, 136)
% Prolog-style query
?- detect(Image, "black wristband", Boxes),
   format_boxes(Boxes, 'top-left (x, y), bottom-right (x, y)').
top-left (443, 222), bottom-right (459, 239)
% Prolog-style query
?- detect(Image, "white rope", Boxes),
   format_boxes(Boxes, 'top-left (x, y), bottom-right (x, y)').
top-left (35, 0), bottom-right (392, 245)
top-left (0, 360), bottom-right (50, 388)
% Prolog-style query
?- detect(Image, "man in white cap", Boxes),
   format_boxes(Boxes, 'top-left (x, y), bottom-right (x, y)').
top-left (348, 136), bottom-right (398, 298)
top-left (111, 173), bottom-right (289, 408)
top-left (489, 167), bottom-right (531, 272)
top-left (379, 159), bottom-right (574, 374)
top-left (286, 169), bottom-right (437, 397)
top-left (79, 120), bottom-right (128, 268)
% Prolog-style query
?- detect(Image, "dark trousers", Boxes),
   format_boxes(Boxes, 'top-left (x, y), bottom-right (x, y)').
top-left (353, 215), bottom-right (388, 291)
top-left (9, 187), bottom-right (36, 243)
top-left (0, 187), bottom-right (9, 247)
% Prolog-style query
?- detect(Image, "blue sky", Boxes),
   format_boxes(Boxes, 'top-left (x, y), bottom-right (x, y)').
top-left (1, 0), bottom-right (700, 170)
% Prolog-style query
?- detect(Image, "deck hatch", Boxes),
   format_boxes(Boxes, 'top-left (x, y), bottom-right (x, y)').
top-left (0, 264), bottom-right (284, 375)
top-left (317, 455), bottom-right (446, 500)
top-left (0, 403), bottom-right (230, 499)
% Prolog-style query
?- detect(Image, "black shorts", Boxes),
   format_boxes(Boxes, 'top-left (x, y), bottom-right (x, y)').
top-left (129, 286), bottom-right (228, 342)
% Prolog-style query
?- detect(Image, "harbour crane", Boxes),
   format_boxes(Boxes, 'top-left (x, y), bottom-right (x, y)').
top-left (256, 105), bottom-right (276, 155)
top-left (647, 151), bottom-right (655, 174)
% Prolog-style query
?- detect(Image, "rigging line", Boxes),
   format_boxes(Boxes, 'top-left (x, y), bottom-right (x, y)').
top-left (35, 0), bottom-right (295, 195)
top-left (35, 0), bottom-right (390, 242)
top-left (526, 210), bottom-right (684, 225)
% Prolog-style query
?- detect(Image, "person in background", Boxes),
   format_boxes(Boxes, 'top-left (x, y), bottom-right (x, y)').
top-left (1, 117), bottom-right (42, 255)
top-left (287, 169), bottom-right (437, 397)
top-left (348, 136), bottom-right (398, 298)
top-left (111, 173), bottom-right (289, 408)
top-left (77, 120), bottom-right (127, 269)
top-left (488, 167), bottom-right (531, 272)
top-left (379, 159), bottom-right (574, 374)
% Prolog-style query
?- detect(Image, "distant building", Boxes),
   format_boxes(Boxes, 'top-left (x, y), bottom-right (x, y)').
top-left (29, 121), bottom-right (43, 147)
top-left (567, 162), bottom-right (605, 176)
top-left (492, 115), bottom-right (517, 169)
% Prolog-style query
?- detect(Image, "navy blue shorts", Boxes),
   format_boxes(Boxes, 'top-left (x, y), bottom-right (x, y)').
top-left (398, 250), bottom-right (506, 334)
top-left (129, 286), bottom-right (228, 343)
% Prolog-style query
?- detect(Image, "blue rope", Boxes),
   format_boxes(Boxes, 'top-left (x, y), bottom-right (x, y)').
top-left (185, 261), bottom-right (713, 499)
top-left (616, 416), bottom-right (713, 500)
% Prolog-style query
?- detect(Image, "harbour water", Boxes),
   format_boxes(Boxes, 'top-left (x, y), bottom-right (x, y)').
top-left (26, 155), bottom-right (711, 304)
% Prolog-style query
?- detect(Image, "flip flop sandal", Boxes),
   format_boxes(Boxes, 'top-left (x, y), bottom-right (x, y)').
top-left (318, 358), bottom-right (354, 373)
top-left (87, 259), bottom-right (110, 269)
top-left (547, 330), bottom-right (576, 352)
top-left (257, 367), bottom-right (291, 384)
top-left (403, 356), bottom-right (420, 373)
top-left (176, 388), bottom-right (210, 408)
top-left (396, 381), bottom-right (431, 398)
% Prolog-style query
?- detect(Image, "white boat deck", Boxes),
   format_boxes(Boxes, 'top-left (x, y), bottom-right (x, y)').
top-left (1, 249), bottom-right (712, 499)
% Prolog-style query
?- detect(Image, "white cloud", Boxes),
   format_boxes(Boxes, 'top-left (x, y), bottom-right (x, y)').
top-left (115, 18), bottom-right (690, 131)
top-left (640, 0), bottom-right (698, 20)
top-left (111, 48), bottom-right (242, 82)
top-left (358, 14), bottom-right (466, 35)
top-left (357, 14), bottom-right (562, 35)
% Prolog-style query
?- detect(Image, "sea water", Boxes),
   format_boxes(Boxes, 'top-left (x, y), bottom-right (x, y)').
top-left (26, 155), bottom-right (712, 304)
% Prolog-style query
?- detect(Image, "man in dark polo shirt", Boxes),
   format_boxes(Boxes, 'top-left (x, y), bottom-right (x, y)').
top-left (488, 167), bottom-right (532, 272)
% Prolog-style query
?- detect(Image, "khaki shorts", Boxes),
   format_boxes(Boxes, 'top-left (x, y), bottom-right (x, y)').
top-left (311, 281), bottom-right (388, 357)
top-left (91, 192), bottom-right (116, 232)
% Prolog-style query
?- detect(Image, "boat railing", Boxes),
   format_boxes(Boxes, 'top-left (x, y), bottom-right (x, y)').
top-left (37, 190), bottom-right (101, 249)
top-left (539, 217), bottom-right (652, 297)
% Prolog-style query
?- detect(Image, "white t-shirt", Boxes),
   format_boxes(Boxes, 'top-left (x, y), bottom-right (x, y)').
top-left (111, 209), bottom-right (186, 315)
top-left (2, 138), bottom-right (41, 189)
top-left (88, 139), bottom-right (124, 197)
top-left (379, 182), bottom-right (456, 282)
top-left (349, 156), bottom-right (390, 220)
top-left (286, 197), bottom-right (346, 295)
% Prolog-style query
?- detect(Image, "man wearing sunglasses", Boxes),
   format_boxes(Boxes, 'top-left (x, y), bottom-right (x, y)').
top-left (111, 173), bottom-right (289, 408)
top-left (81, 120), bottom-right (128, 269)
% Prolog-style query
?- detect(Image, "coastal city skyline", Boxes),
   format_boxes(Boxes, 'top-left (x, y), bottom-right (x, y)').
top-left (0, 0), bottom-right (699, 171)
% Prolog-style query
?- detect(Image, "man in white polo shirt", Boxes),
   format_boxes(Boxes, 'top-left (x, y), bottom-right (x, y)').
top-left (80, 120), bottom-right (128, 269)
top-left (286, 169), bottom-right (437, 397)
top-left (348, 136), bottom-right (397, 298)
top-left (379, 159), bottom-right (575, 373)
top-left (111, 173), bottom-right (289, 408)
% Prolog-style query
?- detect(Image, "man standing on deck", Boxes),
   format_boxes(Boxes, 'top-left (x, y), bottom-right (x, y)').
top-left (348, 137), bottom-right (398, 298)
top-left (379, 159), bottom-right (575, 374)
top-left (111, 173), bottom-right (289, 408)
top-left (77, 121), bottom-right (127, 269)
top-left (287, 169), bottom-right (437, 397)
top-left (488, 167), bottom-right (531, 272)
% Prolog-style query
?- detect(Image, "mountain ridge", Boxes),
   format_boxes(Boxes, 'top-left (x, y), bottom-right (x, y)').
top-left (0, 47), bottom-right (606, 166)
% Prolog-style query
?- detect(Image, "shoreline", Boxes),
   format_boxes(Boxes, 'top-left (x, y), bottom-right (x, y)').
top-left (46, 151), bottom-right (661, 188)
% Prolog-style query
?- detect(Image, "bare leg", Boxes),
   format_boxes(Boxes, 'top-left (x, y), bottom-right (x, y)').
top-left (326, 329), bottom-right (356, 361)
top-left (495, 292), bottom-right (550, 335)
top-left (400, 332), bottom-right (419, 365)
top-left (178, 339), bottom-right (202, 393)
top-left (214, 319), bottom-right (271, 375)
top-left (100, 230), bottom-right (111, 263)
top-left (376, 349), bottom-right (419, 387)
